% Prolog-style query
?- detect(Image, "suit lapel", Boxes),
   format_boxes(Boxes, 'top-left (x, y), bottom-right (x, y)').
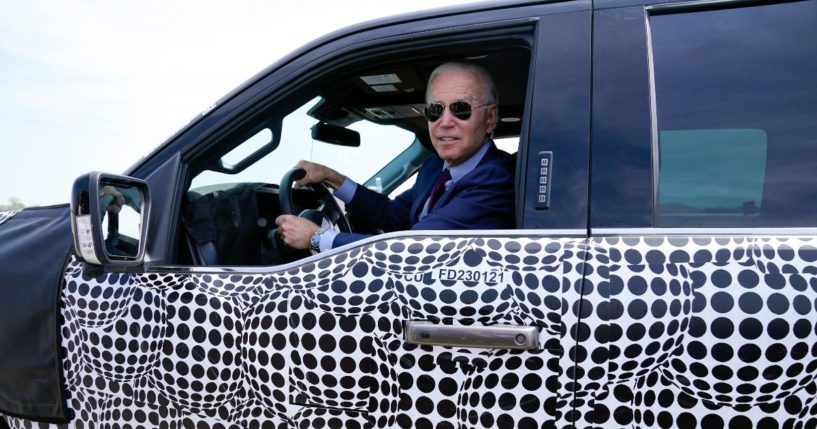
top-left (410, 141), bottom-right (504, 220)
top-left (410, 141), bottom-right (506, 222)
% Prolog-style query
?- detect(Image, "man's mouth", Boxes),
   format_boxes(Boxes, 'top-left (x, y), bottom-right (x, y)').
top-left (436, 136), bottom-right (460, 142)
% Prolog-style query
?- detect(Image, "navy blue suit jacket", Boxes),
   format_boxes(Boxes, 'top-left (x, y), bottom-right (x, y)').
top-left (333, 142), bottom-right (515, 248)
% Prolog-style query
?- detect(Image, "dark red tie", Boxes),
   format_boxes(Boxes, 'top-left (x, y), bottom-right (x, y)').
top-left (427, 168), bottom-right (451, 210)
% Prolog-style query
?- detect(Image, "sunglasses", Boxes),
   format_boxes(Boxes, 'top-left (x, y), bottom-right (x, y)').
top-left (424, 101), bottom-right (493, 122)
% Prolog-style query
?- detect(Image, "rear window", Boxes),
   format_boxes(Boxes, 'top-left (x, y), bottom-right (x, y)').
top-left (650, 1), bottom-right (817, 227)
top-left (658, 129), bottom-right (766, 220)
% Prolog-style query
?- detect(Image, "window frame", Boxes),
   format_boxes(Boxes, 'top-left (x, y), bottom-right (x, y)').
top-left (518, 8), bottom-right (592, 231)
top-left (131, 8), bottom-right (565, 267)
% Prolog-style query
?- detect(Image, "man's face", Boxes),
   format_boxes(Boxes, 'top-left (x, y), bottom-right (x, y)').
top-left (427, 70), bottom-right (497, 167)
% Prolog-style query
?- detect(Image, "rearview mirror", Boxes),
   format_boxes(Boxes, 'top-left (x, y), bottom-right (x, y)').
top-left (70, 172), bottom-right (150, 268)
top-left (311, 122), bottom-right (361, 147)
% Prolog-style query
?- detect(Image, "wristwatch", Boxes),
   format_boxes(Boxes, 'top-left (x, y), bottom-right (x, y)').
top-left (310, 227), bottom-right (328, 253)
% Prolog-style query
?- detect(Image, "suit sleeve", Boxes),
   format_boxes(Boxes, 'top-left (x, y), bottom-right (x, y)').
top-left (332, 151), bottom-right (514, 248)
top-left (330, 177), bottom-right (417, 249)
top-left (345, 183), bottom-right (415, 232)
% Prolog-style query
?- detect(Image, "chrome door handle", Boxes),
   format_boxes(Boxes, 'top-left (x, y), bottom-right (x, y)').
top-left (405, 321), bottom-right (540, 350)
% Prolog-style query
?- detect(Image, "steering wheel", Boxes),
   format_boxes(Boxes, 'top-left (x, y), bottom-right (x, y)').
top-left (274, 168), bottom-right (352, 256)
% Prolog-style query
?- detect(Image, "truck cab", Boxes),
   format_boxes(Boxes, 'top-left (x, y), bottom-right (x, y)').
top-left (1, 0), bottom-right (816, 428)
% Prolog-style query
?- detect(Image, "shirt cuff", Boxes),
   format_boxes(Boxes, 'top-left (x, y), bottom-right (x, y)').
top-left (319, 230), bottom-right (339, 252)
top-left (334, 178), bottom-right (358, 203)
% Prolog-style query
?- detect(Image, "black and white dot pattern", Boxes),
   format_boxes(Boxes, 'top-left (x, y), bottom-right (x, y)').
top-left (0, 210), bottom-right (17, 227)
top-left (574, 235), bottom-right (817, 429)
top-left (2, 234), bottom-right (816, 428)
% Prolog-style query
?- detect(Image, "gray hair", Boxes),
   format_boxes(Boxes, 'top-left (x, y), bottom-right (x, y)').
top-left (426, 62), bottom-right (498, 105)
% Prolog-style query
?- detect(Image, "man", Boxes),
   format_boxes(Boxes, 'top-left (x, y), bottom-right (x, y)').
top-left (275, 62), bottom-right (515, 252)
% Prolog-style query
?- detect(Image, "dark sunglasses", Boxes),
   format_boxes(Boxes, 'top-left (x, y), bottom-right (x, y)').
top-left (424, 101), bottom-right (492, 122)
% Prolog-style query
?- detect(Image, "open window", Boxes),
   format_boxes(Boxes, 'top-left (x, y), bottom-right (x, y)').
top-left (175, 39), bottom-right (532, 266)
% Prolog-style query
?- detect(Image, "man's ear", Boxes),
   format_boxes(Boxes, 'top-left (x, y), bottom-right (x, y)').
top-left (485, 105), bottom-right (499, 136)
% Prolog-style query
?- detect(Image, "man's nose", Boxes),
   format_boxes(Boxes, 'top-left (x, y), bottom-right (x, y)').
top-left (438, 108), bottom-right (457, 127)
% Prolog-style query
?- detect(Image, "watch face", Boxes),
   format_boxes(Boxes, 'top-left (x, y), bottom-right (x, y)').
top-left (311, 229), bottom-right (322, 250)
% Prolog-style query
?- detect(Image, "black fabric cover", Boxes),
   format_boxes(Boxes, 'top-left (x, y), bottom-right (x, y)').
top-left (0, 206), bottom-right (71, 422)
top-left (183, 183), bottom-right (265, 265)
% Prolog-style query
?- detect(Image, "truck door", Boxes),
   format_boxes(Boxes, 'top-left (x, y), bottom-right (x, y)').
top-left (44, 2), bottom-right (594, 429)
top-left (582, 1), bottom-right (817, 428)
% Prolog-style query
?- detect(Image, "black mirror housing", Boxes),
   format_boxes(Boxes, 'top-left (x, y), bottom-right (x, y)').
top-left (70, 172), bottom-right (150, 269)
top-left (311, 122), bottom-right (361, 147)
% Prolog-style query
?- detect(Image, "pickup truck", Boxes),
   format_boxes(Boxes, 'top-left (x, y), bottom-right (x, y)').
top-left (1, 0), bottom-right (816, 428)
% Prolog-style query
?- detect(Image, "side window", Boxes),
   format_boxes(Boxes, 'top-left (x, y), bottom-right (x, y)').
top-left (177, 43), bottom-right (532, 266)
top-left (650, 1), bottom-right (817, 227)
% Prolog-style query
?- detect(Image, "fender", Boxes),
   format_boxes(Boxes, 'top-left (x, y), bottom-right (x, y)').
top-left (0, 206), bottom-right (72, 423)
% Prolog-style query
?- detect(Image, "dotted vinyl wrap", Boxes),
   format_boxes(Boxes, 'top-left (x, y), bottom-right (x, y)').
top-left (574, 235), bottom-right (817, 429)
top-left (2, 234), bottom-right (817, 428)
top-left (0, 210), bottom-right (17, 227)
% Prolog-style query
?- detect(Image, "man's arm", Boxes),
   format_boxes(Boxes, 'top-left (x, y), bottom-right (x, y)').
top-left (325, 184), bottom-right (414, 249)
top-left (333, 160), bottom-right (515, 247)
top-left (344, 183), bottom-right (415, 232)
top-left (340, 153), bottom-right (443, 233)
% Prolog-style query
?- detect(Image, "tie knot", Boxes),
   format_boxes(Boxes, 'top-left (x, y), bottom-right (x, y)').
top-left (439, 168), bottom-right (451, 182)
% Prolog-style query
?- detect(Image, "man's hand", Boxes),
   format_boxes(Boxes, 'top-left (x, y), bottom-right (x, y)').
top-left (100, 185), bottom-right (125, 214)
top-left (275, 215), bottom-right (319, 250)
top-left (294, 160), bottom-right (345, 190)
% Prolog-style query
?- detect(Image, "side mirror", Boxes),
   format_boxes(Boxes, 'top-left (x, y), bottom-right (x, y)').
top-left (70, 172), bottom-right (150, 268)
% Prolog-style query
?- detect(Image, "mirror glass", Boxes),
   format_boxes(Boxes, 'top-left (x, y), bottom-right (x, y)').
top-left (98, 181), bottom-right (144, 259)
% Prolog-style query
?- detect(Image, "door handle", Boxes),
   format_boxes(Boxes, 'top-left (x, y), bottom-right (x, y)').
top-left (405, 321), bottom-right (539, 350)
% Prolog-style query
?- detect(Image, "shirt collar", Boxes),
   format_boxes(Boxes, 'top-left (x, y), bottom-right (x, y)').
top-left (445, 139), bottom-right (492, 182)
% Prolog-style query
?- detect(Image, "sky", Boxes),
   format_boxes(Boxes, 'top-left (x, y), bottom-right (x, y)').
top-left (0, 0), bottom-right (476, 207)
